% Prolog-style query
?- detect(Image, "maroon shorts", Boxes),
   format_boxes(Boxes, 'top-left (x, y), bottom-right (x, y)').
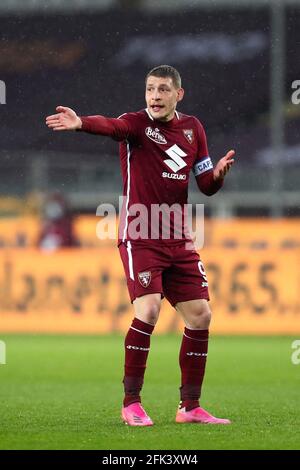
top-left (118, 241), bottom-right (209, 306)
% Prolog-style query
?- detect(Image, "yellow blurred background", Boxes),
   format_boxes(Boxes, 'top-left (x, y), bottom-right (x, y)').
top-left (0, 214), bottom-right (299, 334)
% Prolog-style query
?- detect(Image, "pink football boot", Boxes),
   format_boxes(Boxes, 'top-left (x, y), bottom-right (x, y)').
top-left (122, 403), bottom-right (154, 426)
top-left (176, 406), bottom-right (231, 425)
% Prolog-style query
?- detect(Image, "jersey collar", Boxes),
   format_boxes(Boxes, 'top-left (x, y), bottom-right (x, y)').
top-left (145, 108), bottom-right (180, 125)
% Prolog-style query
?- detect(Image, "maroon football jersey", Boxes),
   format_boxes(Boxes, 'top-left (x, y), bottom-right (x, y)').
top-left (118, 109), bottom-right (211, 245)
top-left (80, 109), bottom-right (218, 245)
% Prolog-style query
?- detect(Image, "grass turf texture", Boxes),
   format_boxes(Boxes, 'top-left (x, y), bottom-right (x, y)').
top-left (0, 335), bottom-right (299, 450)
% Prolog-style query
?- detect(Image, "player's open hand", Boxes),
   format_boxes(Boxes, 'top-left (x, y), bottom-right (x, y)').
top-left (46, 106), bottom-right (82, 131)
top-left (213, 150), bottom-right (235, 181)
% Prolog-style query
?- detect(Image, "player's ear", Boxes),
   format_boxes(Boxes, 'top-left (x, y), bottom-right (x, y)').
top-left (177, 88), bottom-right (184, 103)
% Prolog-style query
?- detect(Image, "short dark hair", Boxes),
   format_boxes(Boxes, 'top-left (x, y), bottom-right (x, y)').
top-left (146, 65), bottom-right (182, 89)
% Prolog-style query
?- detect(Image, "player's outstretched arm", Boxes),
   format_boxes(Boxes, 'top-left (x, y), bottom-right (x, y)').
top-left (46, 107), bottom-right (133, 141)
top-left (213, 149), bottom-right (235, 181)
top-left (46, 106), bottom-right (82, 131)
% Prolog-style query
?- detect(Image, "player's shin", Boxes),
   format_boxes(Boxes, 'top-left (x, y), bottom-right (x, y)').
top-left (123, 318), bottom-right (154, 407)
top-left (179, 328), bottom-right (209, 411)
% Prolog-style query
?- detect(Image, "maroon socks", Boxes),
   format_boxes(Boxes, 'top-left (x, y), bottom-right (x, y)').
top-left (123, 321), bottom-right (208, 411)
top-left (179, 327), bottom-right (209, 411)
top-left (123, 318), bottom-right (154, 407)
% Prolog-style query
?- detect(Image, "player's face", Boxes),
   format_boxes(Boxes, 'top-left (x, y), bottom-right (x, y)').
top-left (145, 76), bottom-right (184, 122)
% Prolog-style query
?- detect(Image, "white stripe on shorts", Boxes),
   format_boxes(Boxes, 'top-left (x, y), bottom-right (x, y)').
top-left (127, 241), bottom-right (134, 280)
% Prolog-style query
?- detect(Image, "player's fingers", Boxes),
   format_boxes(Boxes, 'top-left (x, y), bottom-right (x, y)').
top-left (46, 114), bottom-right (61, 121)
top-left (46, 117), bottom-right (61, 123)
top-left (227, 159), bottom-right (235, 165)
top-left (222, 163), bottom-right (231, 175)
top-left (46, 120), bottom-right (62, 128)
top-left (225, 150), bottom-right (235, 160)
top-left (56, 105), bottom-right (69, 113)
top-left (53, 125), bottom-right (68, 131)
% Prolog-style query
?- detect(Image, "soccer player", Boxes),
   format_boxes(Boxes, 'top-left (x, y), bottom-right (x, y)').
top-left (46, 65), bottom-right (234, 426)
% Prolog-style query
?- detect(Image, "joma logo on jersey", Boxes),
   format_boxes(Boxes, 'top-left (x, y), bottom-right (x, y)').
top-left (145, 127), bottom-right (167, 144)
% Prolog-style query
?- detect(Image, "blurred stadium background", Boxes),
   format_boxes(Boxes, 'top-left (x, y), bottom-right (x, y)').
top-left (0, 0), bottom-right (300, 450)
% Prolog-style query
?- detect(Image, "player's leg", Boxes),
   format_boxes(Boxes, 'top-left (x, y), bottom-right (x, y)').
top-left (123, 293), bottom-right (161, 407)
top-left (122, 293), bottom-right (161, 426)
top-left (119, 242), bottom-right (169, 425)
top-left (175, 299), bottom-right (230, 424)
top-left (163, 246), bottom-right (230, 424)
top-left (176, 298), bottom-right (211, 411)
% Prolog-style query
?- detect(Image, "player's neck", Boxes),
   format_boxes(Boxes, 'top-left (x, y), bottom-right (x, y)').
top-left (155, 111), bottom-right (178, 124)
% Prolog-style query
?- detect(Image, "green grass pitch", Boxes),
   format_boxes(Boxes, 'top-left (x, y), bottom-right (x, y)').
top-left (0, 334), bottom-right (299, 450)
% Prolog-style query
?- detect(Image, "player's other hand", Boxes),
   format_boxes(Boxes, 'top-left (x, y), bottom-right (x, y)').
top-left (45, 106), bottom-right (82, 131)
top-left (213, 150), bottom-right (235, 181)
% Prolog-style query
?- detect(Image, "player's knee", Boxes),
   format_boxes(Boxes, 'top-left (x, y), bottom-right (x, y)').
top-left (189, 306), bottom-right (211, 329)
top-left (136, 300), bottom-right (161, 325)
top-left (201, 307), bottom-right (212, 327)
top-left (144, 302), bottom-right (160, 325)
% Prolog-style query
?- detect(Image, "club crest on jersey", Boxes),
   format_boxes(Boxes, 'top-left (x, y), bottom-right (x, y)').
top-left (183, 129), bottom-right (194, 144)
top-left (138, 271), bottom-right (152, 288)
top-left (145, 127), bottom-right (167, 145)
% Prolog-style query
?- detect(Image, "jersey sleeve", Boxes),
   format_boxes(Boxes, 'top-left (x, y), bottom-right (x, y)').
top-left (192, 118), bottom-right (213, 177)
top-left (192, 118), bottom-right (223, 196)
top-left (79, 112), bottom-right (139, 142)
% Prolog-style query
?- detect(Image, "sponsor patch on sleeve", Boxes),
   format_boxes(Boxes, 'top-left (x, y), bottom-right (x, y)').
top-left (193, 156), bottom-right (213, 176)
